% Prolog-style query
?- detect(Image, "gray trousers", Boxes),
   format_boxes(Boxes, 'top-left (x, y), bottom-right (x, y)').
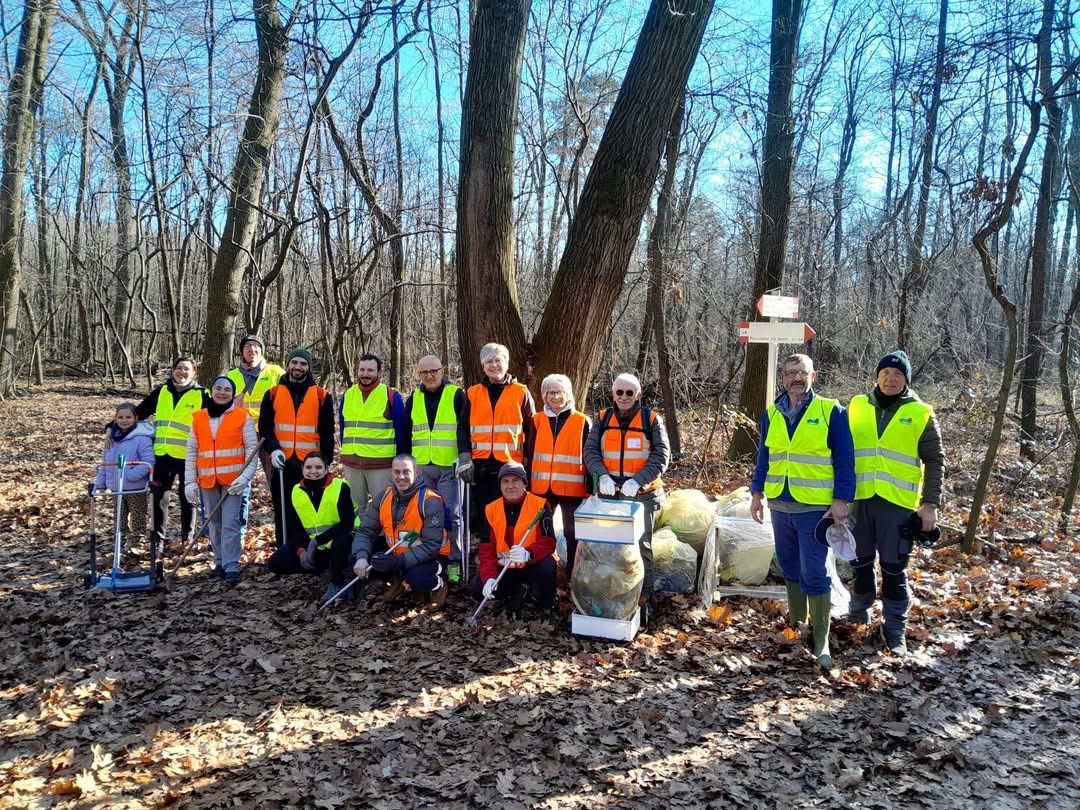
top-left (418, 463), bottom-right (461, 562)
top-left (341, 466), bottom-right (393, 512)
top-left (201, 485), bottom-right (245, 574)
top-left (849, 496), bottom-right (916, 633)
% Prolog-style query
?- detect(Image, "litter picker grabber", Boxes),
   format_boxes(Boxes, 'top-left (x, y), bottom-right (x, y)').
top-left (85, 456), bottom-right (158, 593)
top-left (166, 439), bottom-right (264, 590)
top-left (277, 465), bottom-right (287, 550)
top-left (453, 459), bottom-right (472, 585)
top-left (465, 506), bottom-right (546, 627)
top-left (318, 533), bottom-right (411, 612)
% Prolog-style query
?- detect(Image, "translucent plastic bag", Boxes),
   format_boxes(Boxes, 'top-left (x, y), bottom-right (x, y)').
top-left (651, 527), bottom-right (698, 594)
top-left (714, 486), bottom-right (754, 518)
top-left (571, 541), bottom-right (643, 620)
top-left (715, 515), bottom-right (775, 586)
top-left (827, 551), bottom-right (850, 617)
top-left (655, 489), bottom-right (715, 554)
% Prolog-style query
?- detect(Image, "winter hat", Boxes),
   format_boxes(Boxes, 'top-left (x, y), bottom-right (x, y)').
top-left (239, 334), bottom-right (264, 353)
top-left (876, 350), bottom-right (912, 383)
top-left (210, 375), bottom-right (237, 395)
top-left (287, 347), bottom-right (312, 365)
top-left (498, 462), bottom-right (528, 483)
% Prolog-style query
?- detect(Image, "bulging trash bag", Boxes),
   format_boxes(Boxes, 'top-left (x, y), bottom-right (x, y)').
top-left (571, 541), bottom-right (643, 621)
top-left (713, 486), bottom-right (754, 519)
top-left (715, 518), bottom-right (775, 586)
top-left (651, 527), bottom-right (698, 594)
top-left (655, 489), bottom-right (715, 554)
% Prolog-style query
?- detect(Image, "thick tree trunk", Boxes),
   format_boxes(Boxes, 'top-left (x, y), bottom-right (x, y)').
top-left (198, 0), bottom-right (289, 381)
top-left (727, 0), bottom-right (804, 458)
top-left (456, 0), bottom-right (532, 384)
top-left (427, 0), bottom-right (450, 364)
top-left (530, 0), bottom-right (713, 396)
top-left (0, 0), bottom-right (57, 396)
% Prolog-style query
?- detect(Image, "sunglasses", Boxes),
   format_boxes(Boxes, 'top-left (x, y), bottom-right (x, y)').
top-left (614, 389), bottom-right (636, 397)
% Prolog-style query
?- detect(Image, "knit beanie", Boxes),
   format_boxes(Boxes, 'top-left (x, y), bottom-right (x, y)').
top-left (210, 375), bottom-right (237, 395)
top-left (287, 347), bottom-right (312, 365)
top-left (876, 350), bottom-right (912, 382)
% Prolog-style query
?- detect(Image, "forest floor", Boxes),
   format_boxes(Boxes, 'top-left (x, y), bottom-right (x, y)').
top-left (2, 382), bottom-right (1079, 809)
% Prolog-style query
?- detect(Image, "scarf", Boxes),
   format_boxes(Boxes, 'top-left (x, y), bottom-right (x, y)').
top-left (206, 400), bottom-right (232, 418)
top-left (110, 422), bottom-right (136, 443)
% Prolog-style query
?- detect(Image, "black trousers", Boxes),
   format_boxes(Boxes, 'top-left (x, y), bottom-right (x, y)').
top-left (469, 459), bottom-right (505, 536)
top-left (469, 555), bottom-right (558, 610)
top-left (151, 455), bottom-right (193, 542)
top-left (545, 494), bottom-right (584, 576)
top-left (266, 531), bottom-right (353, 586)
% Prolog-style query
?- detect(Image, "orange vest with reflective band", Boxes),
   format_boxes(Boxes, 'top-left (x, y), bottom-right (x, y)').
top-left (377, 486), bottom-right (451, 557)
top-left (598, 407), bottom-right (661, 493)
top-left (485, 492), bottom-right (548, 569)
top-left (467, 382), bottom-right (527, 462)
top-left (192, 407), bottom-right (249, 487)
top-left (531, 411), bottom-right (588, 497)
top-left (273, 385), bottom-right (322, 461)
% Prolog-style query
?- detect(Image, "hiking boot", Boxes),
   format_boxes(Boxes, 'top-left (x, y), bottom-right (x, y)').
top-left (447, 563), bottom-right (462, 587)
top-left (847, 608), bottom-right (870, 626)
top-left (210, 564), bottom-right (225, 580)
top-left (320, 582), bottom-right (341, 605)
top-left (380, 578), bottom-right (407, 604)
top-left (428, 583), bottom-right (449, 610)
top-left (880, 626), bottom-right (908, 656)
top-left (506, 584), bottom-right (528, 617)
top-left (224, 570), bottom-right (241, 587)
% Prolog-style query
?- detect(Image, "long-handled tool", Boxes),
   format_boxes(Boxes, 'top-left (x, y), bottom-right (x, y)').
top-left (166, 439), bottom-right (263, 590)
top-left (87, 457), bottom-right (155, 593)
top-left (462, 474), bottom-right (471, 584)
top-left (276, 463), bottom-right (287, 550)
top-left (465, 506), bottom-right (546, 627)
top-left (318, 533), bottom-right (411, 612)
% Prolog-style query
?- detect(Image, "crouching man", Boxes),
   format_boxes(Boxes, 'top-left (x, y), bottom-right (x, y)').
top-left (351, 454), bottom-right (450, 609)
top-left (470, 462), bottom-right (558, 619)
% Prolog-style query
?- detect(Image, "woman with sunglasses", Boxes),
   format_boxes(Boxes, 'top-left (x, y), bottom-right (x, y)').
top-left (583, 372), bottom-right (671, 627)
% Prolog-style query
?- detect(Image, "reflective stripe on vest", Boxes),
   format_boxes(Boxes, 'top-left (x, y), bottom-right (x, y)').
top-left (411, 384), bottom-right (460, 466)
top-left (530, 411), bottom-right (588, 497)
top-left (849, 395), bottom-right (931, 509)
top-left (763, 396), bottom-right (836, 506)
top-left (192, 408), bottom-right (249, 487)
top-left (273, 384), bottom-right (322, 461)
top-left (598, 407), bottom-right (661, 493)
top-left (227, 364), bottom-right (284, 422)
top-left (467, 383), bottom-right (526, 463)
top-left (292, 478), bottom-right (348, 548)
top-left (485, 492), bottom-right (548, 569)
top-left (377, 486), bottom-right (450, 557)
top-left (340, 384), bottom-right (395, 458)
top-left (153, 387), bottom-right (204, 459)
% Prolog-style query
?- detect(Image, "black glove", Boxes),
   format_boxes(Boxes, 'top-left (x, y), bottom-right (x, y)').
top-left (370, 552), bottom-right (406, 575)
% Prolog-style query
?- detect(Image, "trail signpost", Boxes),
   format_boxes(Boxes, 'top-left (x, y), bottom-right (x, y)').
top-left (739, 294), bottom-right (815, 405)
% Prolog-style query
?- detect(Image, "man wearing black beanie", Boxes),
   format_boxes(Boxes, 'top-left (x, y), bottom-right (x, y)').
top-left (846, 350), bottom-right (945, 656)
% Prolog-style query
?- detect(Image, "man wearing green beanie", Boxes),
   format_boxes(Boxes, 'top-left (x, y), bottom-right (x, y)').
top-left (846, 350), bottom-right (945, 656)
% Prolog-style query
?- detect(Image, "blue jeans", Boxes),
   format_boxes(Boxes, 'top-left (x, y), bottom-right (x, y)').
top-left (769, 508), bottom-right (830, 596)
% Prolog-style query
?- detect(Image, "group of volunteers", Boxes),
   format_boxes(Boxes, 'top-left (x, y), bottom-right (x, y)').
top-left (93, 335), bottom-right (944, 657)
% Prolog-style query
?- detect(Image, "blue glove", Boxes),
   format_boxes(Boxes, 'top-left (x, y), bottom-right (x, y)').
top-left (371, 552), bottom-right (406, 575)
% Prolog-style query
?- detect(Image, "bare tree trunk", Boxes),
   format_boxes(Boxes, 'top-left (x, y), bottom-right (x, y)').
top-left (389, 4), bottom-right (406, 387)
top-left (728, 0), bottom-right (804, 458)
top-left (0, 0), bottom-right (57, 396)
top-left (198, 0), bottom-right (290, 380)
top-left (427, 0), bottom-right (450, 364)
top-left (1059, 278), bottom-right (1080, 530)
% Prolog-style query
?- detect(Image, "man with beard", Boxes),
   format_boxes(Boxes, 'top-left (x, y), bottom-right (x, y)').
top-left (259, 348), bottom-right (335, 548)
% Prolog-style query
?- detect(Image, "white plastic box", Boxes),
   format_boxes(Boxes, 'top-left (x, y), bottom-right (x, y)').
top-left (572, 608), bottom-right (641, 641)
top-left (573, 497), bottom-right (644, 545)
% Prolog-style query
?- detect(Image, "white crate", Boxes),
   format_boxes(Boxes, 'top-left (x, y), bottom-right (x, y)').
top-left (571, 609), bottom-right (640, 641)
top-left (574, 497), bottom-right (644, 545)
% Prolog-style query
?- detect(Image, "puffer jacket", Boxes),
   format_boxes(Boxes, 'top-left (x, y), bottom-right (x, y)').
top-left (95, 422), bottom-right (155, 491)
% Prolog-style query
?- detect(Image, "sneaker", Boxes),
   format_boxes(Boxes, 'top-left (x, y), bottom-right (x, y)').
top-left (880, 626), bottom-right (908, 656)
top-left (224, 570), bottom-right (241, 586)
top-left (428, 583), bottom-right (449, 610)
top-left (210, 565), bottom-right (225, 580)
top-left (447, 563), bottom-right (462, 587)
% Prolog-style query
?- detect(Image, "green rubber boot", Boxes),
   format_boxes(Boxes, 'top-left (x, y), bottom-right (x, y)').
top-left (807, 594), bottom-right (833, 669)
top-left (785, 579), bottom-right (808, 625)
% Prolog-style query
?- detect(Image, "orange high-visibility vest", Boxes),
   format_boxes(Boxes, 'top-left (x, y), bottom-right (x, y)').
top-left (485, 492), bottom-right (548, 569)
top-left (377, 486), bottom-right (451, 557)
top-left (467, 382), bottom-right (527, 463)
top-left (598, 407), bottom-right (661, 493)
top-left (530, 411), bottom-right (588, 498)
top-left (273, 385), bottom-right (322, 461)
top-left (192, 408), bottom-right (249, 487)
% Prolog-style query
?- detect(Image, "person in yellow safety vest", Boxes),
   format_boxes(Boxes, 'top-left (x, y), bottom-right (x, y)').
top-left (338, 353), bottom-right (408, 513)
top-left (183, 376), bottom-right (259, 585)
top-left (846, 351), bottom-right (945, 657)
top-left (404, 354), bottom-right (473, 587)
top-left (525, 374), bottom-right (591, 578)
top-left (351, 454), bottom-right (451, 609)
top-left (466, 342), bottom-right (536, 542)
top-left (266, 454), bottom-right (359, 605)
top-left (226, 335), bottom-right (284, 539)
top-left (583, 372), bottom-right (670, 628)
top-left (749, 353), bottom-right (855, 669)
top-left (134, 356), bottom-right (210, 549)
top-left (258, 347), bottom-right (336, 549)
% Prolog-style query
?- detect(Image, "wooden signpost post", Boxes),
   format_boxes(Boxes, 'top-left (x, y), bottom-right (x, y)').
top-left (739, 294), bottom-right (816, 405)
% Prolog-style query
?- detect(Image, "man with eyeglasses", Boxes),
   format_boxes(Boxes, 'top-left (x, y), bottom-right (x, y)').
top-left (750, 353), bottom-right (854, 669)
top-left (583, 372), bottom-right (671, 628)
top-left (403, 355), bottom-right (473, 585)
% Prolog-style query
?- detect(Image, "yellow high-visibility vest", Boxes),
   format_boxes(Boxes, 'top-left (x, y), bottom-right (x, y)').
top-left (411, 384), bottom-right (459, 466)
top-left (153, 387), bottom-right (203, 459)
top-left (848, 395), bottom-right (932, 509)
top-left (763, 396), bottom-right (837, 506)
top-left (340, 384), bottom-right (395, 459)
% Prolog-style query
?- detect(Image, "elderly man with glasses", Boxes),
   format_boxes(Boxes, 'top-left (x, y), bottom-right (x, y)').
top-left (583, 372), bottom-right (671, 628)
top-left (749, 353), bottom-right (855, 669)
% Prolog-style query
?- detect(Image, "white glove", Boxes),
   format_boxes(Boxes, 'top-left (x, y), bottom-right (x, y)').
top-left (482, 578), bottom-right (498, 599)
top-left (506, 545), bottom-right (530, 565)
top-left (620, 479), bottom-right (640, 498)
top-left (227, 480), bottom-right (247, 496)
top-left (598, 475), bottom-right (616, 496)
top-left (271, 450), bottom-right (286, 469)
top-left (184, 483), bottom-right (199, 505)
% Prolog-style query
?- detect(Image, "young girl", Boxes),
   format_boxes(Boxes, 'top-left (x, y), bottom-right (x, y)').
top-left (93, 403), bottom-right (155, 554)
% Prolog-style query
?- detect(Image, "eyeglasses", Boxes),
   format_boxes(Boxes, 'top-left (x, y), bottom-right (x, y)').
top-left (614, 389), bottom-right (636, 397)
top-left (419, 368), bottom-right (443, 375)
top-left (782, 371), bottom-right (809, 378)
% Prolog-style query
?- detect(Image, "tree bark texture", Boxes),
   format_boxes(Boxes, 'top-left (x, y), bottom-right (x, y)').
top-left (198, 0), bottom-right (288, 381)
top-left (456, 0), bottom-right (532, 384)
top-left (0, 0), bottom-right (58, 396)
top-left (530, 0), bottom-right (714, 398)
top-left (727, 0), bottom-right (804, 458)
